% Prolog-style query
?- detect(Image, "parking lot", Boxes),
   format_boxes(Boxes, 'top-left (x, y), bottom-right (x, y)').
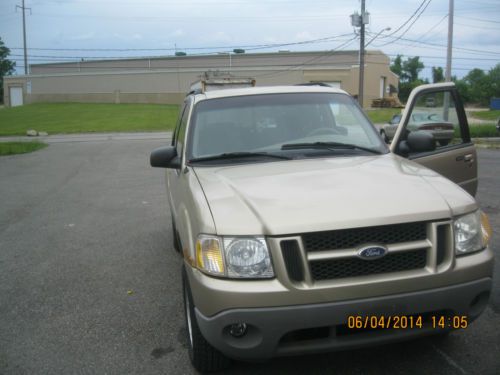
top-left (1, 138), bottom-right (499, 374)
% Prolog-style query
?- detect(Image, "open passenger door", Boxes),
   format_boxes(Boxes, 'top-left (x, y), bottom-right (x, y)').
top-left (390, 82), bottom-right (477, 196)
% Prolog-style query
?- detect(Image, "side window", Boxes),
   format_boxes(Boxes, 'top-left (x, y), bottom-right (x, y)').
top-left (174, 100), bottom-right (190, 159)
top-left (407, 91), bottom-right (467, 150)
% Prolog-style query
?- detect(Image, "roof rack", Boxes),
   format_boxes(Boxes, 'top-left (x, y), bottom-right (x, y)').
top-left (186, 89), bottom-right (202, 97)
top-left (295, 82), bottom-right (332, 87)
top-left (190, 76), bottom-right (256, 94)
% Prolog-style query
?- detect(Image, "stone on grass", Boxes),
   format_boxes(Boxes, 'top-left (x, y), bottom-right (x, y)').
top-left (26, 130), bottom-right (38, 136)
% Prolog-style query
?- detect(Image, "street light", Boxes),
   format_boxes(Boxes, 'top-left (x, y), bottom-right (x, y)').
top-left (365, 27), bottom-right (391, 47)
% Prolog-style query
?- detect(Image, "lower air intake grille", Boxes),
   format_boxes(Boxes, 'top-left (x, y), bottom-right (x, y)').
top-left (310, 249), bottom-right (427, 281)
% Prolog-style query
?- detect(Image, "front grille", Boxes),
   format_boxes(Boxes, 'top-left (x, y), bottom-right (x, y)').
top-left (303, 222), bottom-right (427, 252)
top-left (310, 249), bottom-right (427, 281)
top-left (281, 240), bottom-right (305, 282)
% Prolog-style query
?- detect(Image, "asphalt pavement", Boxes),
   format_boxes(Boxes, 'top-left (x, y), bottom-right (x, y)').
top-left (0, 139), bottom-right (499, 374)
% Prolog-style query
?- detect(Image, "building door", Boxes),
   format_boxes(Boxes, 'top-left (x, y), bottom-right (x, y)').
top-left (10, 87), bottom-right (23, 107)
top-left (379, 77), bottom-right (386, 98)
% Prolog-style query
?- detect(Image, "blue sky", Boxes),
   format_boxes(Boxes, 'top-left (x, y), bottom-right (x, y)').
top-left (1, 0), bottom-right (499, 80)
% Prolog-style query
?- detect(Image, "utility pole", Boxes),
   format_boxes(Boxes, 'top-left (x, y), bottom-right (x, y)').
top-left (445, 0), bottom-right (454, 81)
top-left (16, 0), bottom-right (31, 75)
top-left (358, 0), bottom-right (366, 107)
top-left (351, 1), bottom-right (369, 107)
top-left (443, 0), bottom-right (454, 121)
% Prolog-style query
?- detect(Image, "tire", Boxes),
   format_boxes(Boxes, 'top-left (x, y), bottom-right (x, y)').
top-left (438, 140), bottom-right (450, 147)
top-left (380, 130), bottom-right (389, 143)
top-left (182, 267), bottom-right (231, 373)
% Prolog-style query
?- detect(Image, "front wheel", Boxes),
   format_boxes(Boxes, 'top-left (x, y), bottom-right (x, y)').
top-left (182, 267), bottom-right (231, 373)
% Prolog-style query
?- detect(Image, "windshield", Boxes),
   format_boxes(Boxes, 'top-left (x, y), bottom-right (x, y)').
top-left (187, 92), bottom-right (387, 162)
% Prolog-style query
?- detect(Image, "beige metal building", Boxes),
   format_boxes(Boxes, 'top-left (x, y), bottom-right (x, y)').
top-left (3, 50), bottom-right (398, 108)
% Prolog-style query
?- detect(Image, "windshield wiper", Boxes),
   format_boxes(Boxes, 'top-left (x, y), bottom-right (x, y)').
top-left (189, 151), bottom-right (292, 163)
top-left (281, 141), bottom-right (381, 154)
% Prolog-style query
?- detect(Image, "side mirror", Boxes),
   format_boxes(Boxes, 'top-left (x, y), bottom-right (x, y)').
top-left (407, 131), bottom-right (436, 153)
top-left (150, 146), bottom-right (181, 169)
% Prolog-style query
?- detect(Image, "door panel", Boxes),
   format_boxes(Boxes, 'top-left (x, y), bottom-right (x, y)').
top-left (390, 83), bottom-right (477, 196)
top-left (408, 144), bottom-right (477, 195)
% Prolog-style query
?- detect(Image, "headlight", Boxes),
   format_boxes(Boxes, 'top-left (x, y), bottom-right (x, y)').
top-left (223, 237), bottom-right (274, 278)
top-left (195, 235), bottom-right (274, 278)
top-left (454, 211), bottom-right (486, 255)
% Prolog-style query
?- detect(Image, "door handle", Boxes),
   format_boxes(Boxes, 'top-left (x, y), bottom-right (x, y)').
top-left (456, 154), bottom-right (474, 162)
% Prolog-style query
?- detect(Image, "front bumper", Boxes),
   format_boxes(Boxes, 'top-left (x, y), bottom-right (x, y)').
top-left (194, 278), bottom-right (492, 360)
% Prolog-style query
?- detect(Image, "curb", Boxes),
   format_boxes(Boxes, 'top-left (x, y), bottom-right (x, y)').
top-left (0, 132), bottom-right (173, 143)
top-left (472, 138), bottom-right (500, 149)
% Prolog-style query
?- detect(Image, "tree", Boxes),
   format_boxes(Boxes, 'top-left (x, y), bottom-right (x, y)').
top-left (0, 37), bottom-right (16, 104)
top-left (431, 66), bottom-right (444, 83)
top-left (390, 54), bottom-right (403, 78)
top-left (454, 64), bottom-right (500, 106)
top-left (485, 63), bottom-right (500, 100)
top-left (390, 55), bottom-right (426, 102)
top-left (454, 78), bottom-right (471, 104)
top-left (402, 56), bottom-right (424, 83)
top-left (464, 68), bottom-right (489, 106)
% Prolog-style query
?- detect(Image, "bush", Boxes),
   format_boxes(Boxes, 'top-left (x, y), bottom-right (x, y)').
top-left (469, 125), bottom-right (498, 138)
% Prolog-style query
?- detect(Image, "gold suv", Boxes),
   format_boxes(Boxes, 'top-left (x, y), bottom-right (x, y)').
top-left (151, 83), bottom-right (493, 372)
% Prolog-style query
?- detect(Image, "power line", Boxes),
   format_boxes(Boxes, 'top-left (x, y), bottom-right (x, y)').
top-left (7, 33), bottom-right (354, 53)
top-left (377, 0), bottom-right (432, 47)
top-left (373, 34), bottom-right (500, 56)
top-left (455, 21), bottom-right (500, 30)
top-left (383, 0), bottom-right (429, 38)
top-left (28, 12), bottom-right (351, 22)
top-left (11, 63), bottom-right (477, 72)
top-left (251, 37), bottom-right (359, 78)
top-left (386, 54), bottom-right (500, 61)
top-left (404, 14), bottom-right (448, 47)
top-left (456, 15), bottom-right (500, 24)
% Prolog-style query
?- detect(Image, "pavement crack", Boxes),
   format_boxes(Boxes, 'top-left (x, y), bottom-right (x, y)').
top-left (430, 343), bottom-right (467, 374)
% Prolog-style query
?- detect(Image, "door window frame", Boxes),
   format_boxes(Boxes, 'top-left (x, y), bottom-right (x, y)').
top-left (391, 83), bottom-right (472, 160)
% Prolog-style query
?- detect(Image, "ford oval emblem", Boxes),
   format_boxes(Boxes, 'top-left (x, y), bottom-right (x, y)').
top-left (358, 245), bottom-right (388, 260)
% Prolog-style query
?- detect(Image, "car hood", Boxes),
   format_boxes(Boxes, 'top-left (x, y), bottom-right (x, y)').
top-left (193, 154), bottom-right (477, 235)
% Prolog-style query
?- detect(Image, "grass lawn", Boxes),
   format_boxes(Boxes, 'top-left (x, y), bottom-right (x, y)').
top-left (0, 141), bottom-right (48, 156)
top-left (468, 125), bottom-right (499, 138)
top-left (365, 108), bottom-right (402, 124)
top-left (469, 110), bottom-right (500, 121)
top-left (0, 103), bottom-right (179, 136)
